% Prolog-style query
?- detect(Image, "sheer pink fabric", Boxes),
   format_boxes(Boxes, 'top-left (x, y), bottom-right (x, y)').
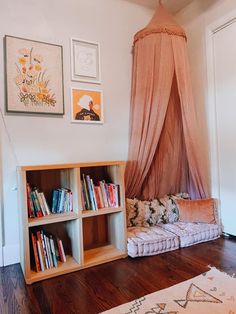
top-left (125, 4), bottom-right (208, 199)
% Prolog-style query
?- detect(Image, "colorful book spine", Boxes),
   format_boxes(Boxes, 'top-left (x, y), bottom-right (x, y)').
top-left (57, 239), bottom-right (66, 263)
top-left (26, 183), bottom-right (35, 218)
top-left (82, 174), bottom-right (90, 210)
top-left (31, 191), bottom-right (43, 217)
top-left (90, 179), bottom-right (98, 210)
top-left (40, 193), bottom-right (51, 215)
top-left (31, 232), bottom-right (40, 272)
top-left (86, 175), bottom-right (96, 210)
top-left (49, 236), bottom-right (58, 268)
top-left (100, 181), bottom-right (109, 208)
top-left (51, 189), bottom-right (59, 213)
top-left (36, 231), bottom-right (45, 271)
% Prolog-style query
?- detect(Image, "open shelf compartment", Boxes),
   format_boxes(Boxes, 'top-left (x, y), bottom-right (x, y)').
top-left (25, 167), bottom-right (80, 222)
top-left (82, 211), bottom-right (126, 267)
top-left (79, 164), bottom-right (125, 213)
top-left (27, 219), bottom-right (81, 283)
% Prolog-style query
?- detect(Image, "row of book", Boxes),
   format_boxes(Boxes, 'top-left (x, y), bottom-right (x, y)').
top-left (26, 183), bottom-right (73, 218)
top-left (81, 174), bottom-right (120, 210)
top-left (27, 183), bottom-right (50, 218)
top-left (31, 230), bottom-right (66, 272)
top-left (51, 188), bottom-right (73, 214)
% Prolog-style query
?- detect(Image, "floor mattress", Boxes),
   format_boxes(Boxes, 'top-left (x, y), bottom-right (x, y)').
top-left (160, 222), bottom-right (221, 248)
top-left (127, 226), bottom-right (180, 257)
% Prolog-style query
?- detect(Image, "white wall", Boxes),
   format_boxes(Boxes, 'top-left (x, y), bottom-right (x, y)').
top-left (176, 0), bottom-right (236, 228)
top-left (0, 0), bottom-right (154, 265)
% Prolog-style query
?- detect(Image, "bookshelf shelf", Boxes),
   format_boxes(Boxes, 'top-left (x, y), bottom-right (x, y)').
top-left (18, 161), bottom-right (127, 284)
top-left (28, 212), bottom-right (79, 227)
top-left (81, 207), bottom-right (123, 218)
top-left (83, 245), bottom-right (126, 268)
top-left (28, 256), bottom-right (81, 284)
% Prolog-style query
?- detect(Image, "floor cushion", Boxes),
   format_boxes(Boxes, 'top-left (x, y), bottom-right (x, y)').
top-left (127, 226), bottom-right (180, 258)
top-left (159, 222), bottom-right (221, 248)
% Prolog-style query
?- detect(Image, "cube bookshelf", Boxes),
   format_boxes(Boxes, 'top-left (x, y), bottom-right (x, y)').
top-left (17, 161), bottom-right (127, 284)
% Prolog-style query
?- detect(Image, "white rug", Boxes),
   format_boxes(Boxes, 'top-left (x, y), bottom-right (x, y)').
top-left (101, 267), bottom-right (236, 314)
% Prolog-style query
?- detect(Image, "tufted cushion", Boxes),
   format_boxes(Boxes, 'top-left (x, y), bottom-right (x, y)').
top-left (127, 226), bottom-right (180, 257)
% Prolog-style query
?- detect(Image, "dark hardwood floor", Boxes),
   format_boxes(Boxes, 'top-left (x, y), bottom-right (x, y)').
top-left (0, 237), bottom-right (236, 314)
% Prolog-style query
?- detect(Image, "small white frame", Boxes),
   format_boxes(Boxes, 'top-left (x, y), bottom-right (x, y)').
top-left (71, 87), bottom-right (104, 124)
top-left (71, 38), bottom-right (101, 84)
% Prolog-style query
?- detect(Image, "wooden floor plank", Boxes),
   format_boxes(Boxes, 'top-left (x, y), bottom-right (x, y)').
top-left (0, 237), bottom-right (235, 314)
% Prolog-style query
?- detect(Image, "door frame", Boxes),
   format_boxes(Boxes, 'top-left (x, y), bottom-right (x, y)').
top-left (206, 9), bottom-right (236, 224)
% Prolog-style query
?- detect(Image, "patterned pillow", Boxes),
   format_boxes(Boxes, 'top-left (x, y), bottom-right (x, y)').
top-left (126, 198), bottom-right (150, 227)
top-left (126, 193), bottom-right (190, 227)
top-left (143, 199), bottom-right (166, 227)
top-left (159, 193), bottom-right (190, 224)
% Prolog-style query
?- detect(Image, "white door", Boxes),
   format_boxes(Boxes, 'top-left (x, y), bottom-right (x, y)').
top-left (213, 20), bottom-right (236, 235)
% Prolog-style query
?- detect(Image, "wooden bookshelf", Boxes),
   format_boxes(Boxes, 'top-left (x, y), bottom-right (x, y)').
top-left (18, 161), bottom-right (127, 284)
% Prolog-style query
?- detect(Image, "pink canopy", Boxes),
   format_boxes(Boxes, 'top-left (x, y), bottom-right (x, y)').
top-left (125, 3), bottom-right (209, 200)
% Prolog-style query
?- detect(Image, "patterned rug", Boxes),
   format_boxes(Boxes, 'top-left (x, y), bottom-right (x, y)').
top-left (101, 267), bottom-right (236, 314)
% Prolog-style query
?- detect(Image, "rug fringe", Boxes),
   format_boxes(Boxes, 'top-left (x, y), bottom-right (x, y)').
top-left (208, 265), bottom-right (236, 279)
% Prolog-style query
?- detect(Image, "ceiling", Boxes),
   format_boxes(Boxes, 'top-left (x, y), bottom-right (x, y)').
top-left (126, 0), bottom-right (194, 13)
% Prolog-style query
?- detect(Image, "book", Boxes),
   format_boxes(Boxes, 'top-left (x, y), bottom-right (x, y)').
top-left (36, 240), bottom-right (44, 272)
top-left (97, 186), bottom-right (105, 208)
top-left (49, 236), bottom-right (58, 268)
top-left (81, 180), bottom-right (89, 210)
top-left (100, 181), bottom-right (109, 208)
top-left (31, 191), bottom-right (43, 217)
top-left (35, 189), bottom-right (46, 216)
top-left (40, 231), bottom-right (49, 269)
top-left (44, 234), bottom-right (53, 268)
top-left (40, 193), bottom-right (51, 215)
top-left (26, 183), bottom-right (35, 218)
top-left (108, 184), bottom-right (115, 207)
top-left (86, 175), bottom-right (96, 210)
top-left (82, 174), bottom-right (91, 210)
top-left (90, 179), bottom-right (98, 210)
top-left (57, 189), bottom-right (66, 213)
top-left (115, 184), bottom-right (120, 207)
top-left (51, 189), bottom-right (59, 213)
top-left (31, 232), bottom-right (40, 272)
top-left (57, 239), bottom-right (66, 263)
top-left (94, 186), bottom-right (103, 209)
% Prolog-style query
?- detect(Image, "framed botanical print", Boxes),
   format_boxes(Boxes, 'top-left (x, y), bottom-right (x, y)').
top-left (71, 88), bottom-right (103, 124)
top-left (5, 35), bottom-right (64, 115)
top-left (71, 38), bottom-right (101, 84)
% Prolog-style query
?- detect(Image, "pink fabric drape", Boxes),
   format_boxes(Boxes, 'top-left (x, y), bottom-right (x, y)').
top-left (125, 4), bottom-right (209, 200)
top-left (142, 74), bottom-right (189, 199)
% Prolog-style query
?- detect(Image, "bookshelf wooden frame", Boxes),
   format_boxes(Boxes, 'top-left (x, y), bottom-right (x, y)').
top-left (18, 161), bottom-right (127, 284)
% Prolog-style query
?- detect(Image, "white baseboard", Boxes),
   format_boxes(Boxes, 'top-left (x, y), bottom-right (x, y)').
top-left (3, 244), bottom-right (20, 266)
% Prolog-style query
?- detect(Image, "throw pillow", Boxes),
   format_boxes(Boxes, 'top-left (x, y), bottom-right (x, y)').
top-left (143, 198), bottom-right (166, 226)
top-left (158, 193), bottom-right (190, 224)
top-left (126, 198), bottom-right (150, 227)
top-left (176, 198), bottom-right (216, 224)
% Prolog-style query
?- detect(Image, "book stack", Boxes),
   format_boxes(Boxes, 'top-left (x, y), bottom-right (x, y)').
top-left (51, 188), bottom-right (73, 214)
top-left (81, 174), bottom-right (120, 210)
top-left (30, 229), bottom-right (66, 272)
top-left (27, 183), bottom-right (50, 218)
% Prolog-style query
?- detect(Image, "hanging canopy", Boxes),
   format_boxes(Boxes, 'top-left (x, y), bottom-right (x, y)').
top-left (125, 3), bottom-right (209, 200)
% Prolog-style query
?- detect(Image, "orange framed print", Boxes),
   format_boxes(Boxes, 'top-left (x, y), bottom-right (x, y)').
top-left (4, 35), bottom-right (64, 115)
top-left (71, 88), bottom-right (104, 124)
